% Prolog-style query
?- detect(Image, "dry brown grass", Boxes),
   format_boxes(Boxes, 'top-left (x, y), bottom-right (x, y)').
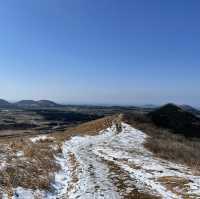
top-left (105, 159), bottom-right (160, 199)
top-left (123, 113), bottom-right (200, 174)
top-left (0, 115), bottom-right (121, 196)
top-left (0, 138), bottom-right (60, 196)
top-left (144, 132), bottom-right (200, 173)
top-left (66, 152), bottom-right (80, 195)
top-left (158, 176), bottom-right (190, 192)
top-left (158, 176), bottom-right (199, 198)
top-left (53, 115), bottom-right (117, 141)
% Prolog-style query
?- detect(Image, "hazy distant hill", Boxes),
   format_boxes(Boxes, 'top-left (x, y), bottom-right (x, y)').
top-left (14, 100), bottom-right (62, 108)
top-left (141, 104), bottom-right (158, 108)
top-left (180, 104), bottom-right (200, 116)
top-left (148, 103), bottom-right (200, 138)
top-left (0, 99), bottom-right (12, 108)
top-left (37, 100), bottom-right (60, 107)
top-left (15, 100), bottom-right (40, 107)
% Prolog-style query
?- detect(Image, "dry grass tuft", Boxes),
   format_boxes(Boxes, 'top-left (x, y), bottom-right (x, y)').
top-left (158, 176), bottom-right (195, 198)
top-left (159, 176), bottom-right (189, 190)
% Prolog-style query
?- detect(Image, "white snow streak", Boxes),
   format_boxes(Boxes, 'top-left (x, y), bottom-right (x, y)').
top-left (30, 135), bottom-right (54, 143)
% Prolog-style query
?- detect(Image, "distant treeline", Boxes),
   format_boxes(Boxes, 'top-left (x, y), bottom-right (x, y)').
top-left (33, 109), bottom-right (102, 123)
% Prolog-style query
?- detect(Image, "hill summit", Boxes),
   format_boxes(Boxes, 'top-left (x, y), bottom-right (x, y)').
top-left (148, 103), bottom-right (200, 138)
top-left (14, 100), bottom-right (61, 108)
top-left (0, 99), bottom-right (12, 108)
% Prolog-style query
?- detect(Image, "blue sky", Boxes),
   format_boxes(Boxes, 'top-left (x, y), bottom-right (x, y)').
top-left (0, 0), bottom-right (200, 106)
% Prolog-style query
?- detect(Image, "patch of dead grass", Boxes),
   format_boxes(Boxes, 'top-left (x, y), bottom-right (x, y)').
top-left (53, 115), bottom-right (118, 141)
top-left (105, 159), bottom-right (160, 199)
top-left (158, 176), bottom-right (198, 198)
top-left (66, 152), bottom-right (80, 195)
top-left (0, 138), bottom-right (60, 196)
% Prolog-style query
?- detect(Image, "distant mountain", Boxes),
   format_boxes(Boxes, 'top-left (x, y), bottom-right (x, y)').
top-left (141, 104), bottom-right (158, 108)
top-left (14, 100), bottom-right (62, 108)
top-left (148, 103), bottom-right (200, 138)
top-left (0, 99), bottom-right (12, 108)
top-left (180, 104), bottom-right (200, 116)
top-left (37, 100), bottom-right (61, 107)
top-left (15, 100), bottom-right (40, 107)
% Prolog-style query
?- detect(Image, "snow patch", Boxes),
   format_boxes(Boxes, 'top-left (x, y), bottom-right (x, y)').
top-left (16, 151), bottom-right (24, 157)
top-left (0, 161), bottom-right (7, 171)
top-left (30, 135), bottom-right (54, 143)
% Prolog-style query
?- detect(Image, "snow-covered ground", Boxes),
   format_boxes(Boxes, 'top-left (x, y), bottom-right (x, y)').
top-left (2, 123), bottom-right (200, 198)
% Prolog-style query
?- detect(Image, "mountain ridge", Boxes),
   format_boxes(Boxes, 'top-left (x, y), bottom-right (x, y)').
top-left (0, 99), bottom-right (12, 108)
top-left (0, 99), bottom-right (62, 108)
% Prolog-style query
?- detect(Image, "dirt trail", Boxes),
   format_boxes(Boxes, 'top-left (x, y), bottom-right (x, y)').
top-left (3, 123), bottom-right (200, 199)
top-left (60, 123), bottom-right (200, 199)
top-left (61, 125), bottom-right (157, 199)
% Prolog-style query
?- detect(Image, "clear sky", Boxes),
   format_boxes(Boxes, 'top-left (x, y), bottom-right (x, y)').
top-left (0, 0), bottom-right (200, 106)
